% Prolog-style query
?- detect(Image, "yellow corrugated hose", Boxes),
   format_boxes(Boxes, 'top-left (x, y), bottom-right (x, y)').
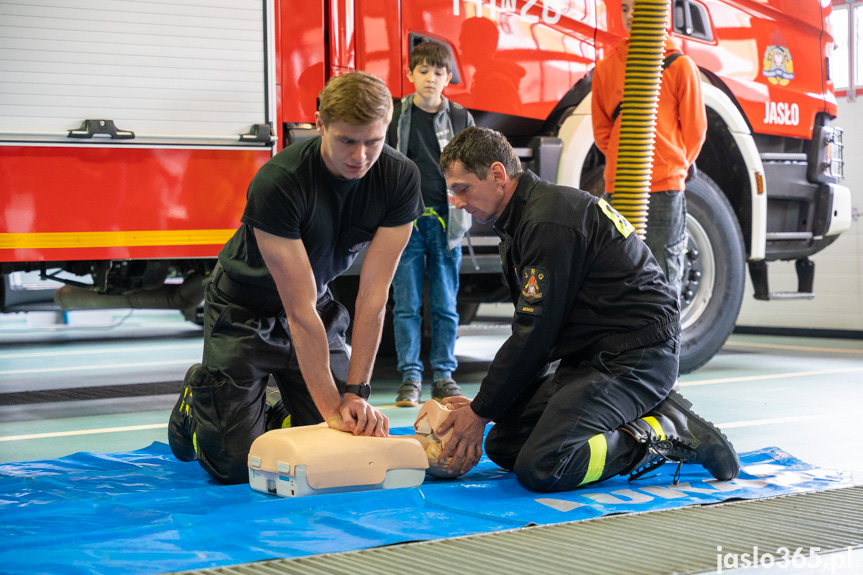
top-left (611, 0), bottom-right (670, 240)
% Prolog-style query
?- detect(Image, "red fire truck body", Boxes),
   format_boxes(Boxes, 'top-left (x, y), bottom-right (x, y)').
top-left (0, 0), bottom-right (849, 372)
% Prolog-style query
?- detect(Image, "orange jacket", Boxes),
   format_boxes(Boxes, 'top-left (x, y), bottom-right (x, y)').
top-left (592, 36), bottom-right (707, 194)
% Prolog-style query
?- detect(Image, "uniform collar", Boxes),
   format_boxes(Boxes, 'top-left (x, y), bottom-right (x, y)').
top-left (493, 170), bottom-right (540, 238)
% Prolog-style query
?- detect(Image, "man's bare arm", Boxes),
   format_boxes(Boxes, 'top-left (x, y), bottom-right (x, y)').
top-left (348, 222), bottom-right (413, 390)
top-left (254, 228), bottom-right (343, 421)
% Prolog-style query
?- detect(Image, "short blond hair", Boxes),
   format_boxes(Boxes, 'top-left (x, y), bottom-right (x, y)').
top-left (318, 71), bottom-right (393, 126)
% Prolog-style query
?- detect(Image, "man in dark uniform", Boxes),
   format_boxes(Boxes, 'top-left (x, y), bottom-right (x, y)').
top-left (434, 127), bottom-right (738, 491)
top-left (168, 71), bottom-right (424, 485)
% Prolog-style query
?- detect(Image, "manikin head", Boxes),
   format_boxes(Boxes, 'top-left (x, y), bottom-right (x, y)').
top-left (413, 400), bottom-right (477, 479)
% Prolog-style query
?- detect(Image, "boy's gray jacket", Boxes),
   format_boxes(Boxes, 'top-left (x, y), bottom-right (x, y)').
top-left (393, 94), bottom-right (474, 250)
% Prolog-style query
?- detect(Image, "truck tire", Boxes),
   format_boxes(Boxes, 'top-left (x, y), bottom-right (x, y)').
top-left (679, 174), bottom-right (745, 373)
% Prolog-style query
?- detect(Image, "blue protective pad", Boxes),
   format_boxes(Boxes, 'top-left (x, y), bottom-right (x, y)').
top-left (0, 430), bottom-right (851, 575)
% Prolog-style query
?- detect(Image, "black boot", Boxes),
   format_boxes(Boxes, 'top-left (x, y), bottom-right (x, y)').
top-left (264, 387), bottom-right (291, 430)
top-left (621, 390), bottom-right (740, 484)
top-left (168, 363), bottom-right (204, 462)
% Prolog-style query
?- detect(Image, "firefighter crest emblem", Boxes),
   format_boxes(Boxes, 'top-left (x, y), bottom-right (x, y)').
top-left (762, 31), bottom-right (794, 86)
top-left (521, 268), bottom-right (544, 303)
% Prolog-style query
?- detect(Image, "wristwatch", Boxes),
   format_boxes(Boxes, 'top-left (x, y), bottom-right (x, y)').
top-left (344, 382), bottom-right (371, 400)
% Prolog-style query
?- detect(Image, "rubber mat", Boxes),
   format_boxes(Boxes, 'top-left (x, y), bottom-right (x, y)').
top-left (0, 381), bottom-right (182, 405)
top-left (0, 430), bottom-right (851, 575)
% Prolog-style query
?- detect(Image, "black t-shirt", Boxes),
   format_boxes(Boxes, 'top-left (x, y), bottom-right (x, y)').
top-left (408, 105), bottom-right (448, 207)
top-left (219, 137), bottom-right (423, 299)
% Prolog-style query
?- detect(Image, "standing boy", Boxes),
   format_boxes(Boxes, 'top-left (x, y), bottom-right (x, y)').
top-left (387, 41), bottom-right (475, 407)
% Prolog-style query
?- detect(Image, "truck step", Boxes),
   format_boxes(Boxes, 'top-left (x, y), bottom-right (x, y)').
top-left (748, 257), bottom-right (815, 301)
top-left (766, 291), bottom-right (815, 300)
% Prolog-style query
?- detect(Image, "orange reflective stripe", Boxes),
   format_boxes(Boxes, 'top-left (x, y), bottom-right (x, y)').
top-left (0, 230), bottom-right (235, 250)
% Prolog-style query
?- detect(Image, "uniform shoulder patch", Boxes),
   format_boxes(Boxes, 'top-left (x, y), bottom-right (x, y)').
top-left (597, 198), bottom-right (635, 239)
top-left (521, 267), bottom-right (545, 303)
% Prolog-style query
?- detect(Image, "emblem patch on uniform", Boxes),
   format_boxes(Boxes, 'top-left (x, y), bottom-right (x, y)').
top-left (521, 267), bottom-right (545, 303)
top-left (349, 241), bottom-right (370, 253)
top-left (598, 198), bottom-right (635, 238)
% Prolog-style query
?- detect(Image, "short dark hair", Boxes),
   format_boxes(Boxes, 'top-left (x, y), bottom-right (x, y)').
top-left (318, 71), bottom-right (393, 126)
top-left (440, 126), bottom-right (523, 180)
top-left (409, 41), bottom-right (453, 74)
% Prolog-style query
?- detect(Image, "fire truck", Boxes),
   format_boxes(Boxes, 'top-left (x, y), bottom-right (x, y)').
top-left (0, 0), bottom-right (850, 373)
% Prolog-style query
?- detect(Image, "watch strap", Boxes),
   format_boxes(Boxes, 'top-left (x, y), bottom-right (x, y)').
top-left (344, 382), bottom-right (371, 399)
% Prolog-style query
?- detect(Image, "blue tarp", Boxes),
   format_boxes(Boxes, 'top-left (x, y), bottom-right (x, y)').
top-left (0, 429), bottom-right (851, 575)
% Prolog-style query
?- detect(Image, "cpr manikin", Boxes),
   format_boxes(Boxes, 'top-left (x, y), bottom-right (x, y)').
top-left (412, 399), bottom-right (476, 479)
top-left (248, 400), bottom-right (476, 496)
top-left (248, 425), bottom-right (428, 497)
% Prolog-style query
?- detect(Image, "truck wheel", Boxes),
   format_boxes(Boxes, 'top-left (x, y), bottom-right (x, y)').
top-left (679, 174), bottom-right (745, 373)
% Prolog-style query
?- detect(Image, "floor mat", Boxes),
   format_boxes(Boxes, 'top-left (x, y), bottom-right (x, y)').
top-left (0, 429), bottom-right (851, 575)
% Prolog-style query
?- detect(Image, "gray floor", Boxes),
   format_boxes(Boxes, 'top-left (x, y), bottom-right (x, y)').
top-left (2, 305), bottom-right (861, 482)
top-left (1, 305), bottom-right (862, 574)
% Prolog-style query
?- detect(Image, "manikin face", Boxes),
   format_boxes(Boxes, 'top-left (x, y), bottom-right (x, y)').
top-left (316, 115), bottom-right (389, 180)
top-left (622, 0), bottom-right (635, 34)
top-left (407, 61), bottom-right (452, 105)
top-left (444, 161), bottom-right (507, 224)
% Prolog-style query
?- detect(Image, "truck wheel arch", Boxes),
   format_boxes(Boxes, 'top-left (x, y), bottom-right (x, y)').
top-left (699, 81), bottom-right (766, 261)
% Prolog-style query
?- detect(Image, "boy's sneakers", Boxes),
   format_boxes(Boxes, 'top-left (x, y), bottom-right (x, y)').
top-left (432, 378), bottom-right (464, 402)
top-left (395, 380), bottom-right (422, 407)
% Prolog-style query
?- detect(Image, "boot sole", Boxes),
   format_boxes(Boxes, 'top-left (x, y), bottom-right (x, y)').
top-left (395, 400), bottom-right (420, 408)
top-left (665, 390), bottom-right (741, 481)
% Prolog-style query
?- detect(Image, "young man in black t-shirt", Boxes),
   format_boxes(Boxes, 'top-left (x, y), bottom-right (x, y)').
top-left (168, 71), bottom-right (424, 485)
